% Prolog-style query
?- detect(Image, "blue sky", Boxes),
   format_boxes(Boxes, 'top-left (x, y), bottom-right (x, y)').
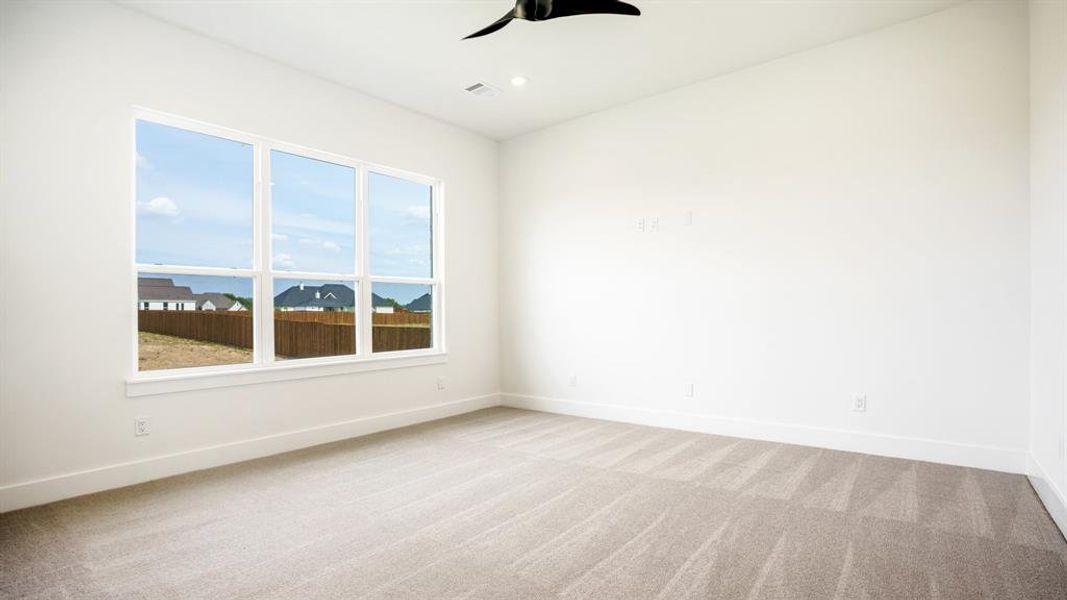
top-left (369, 172), bottom-right (433, 278)
top-left (271, 150), bottom-right (355, 273)
top-left (373, 282), bottom-right (430, 305)
top-left (136, 121), bottom-right (254, 268)
top-left (136, 120), bottom-right (433, 279)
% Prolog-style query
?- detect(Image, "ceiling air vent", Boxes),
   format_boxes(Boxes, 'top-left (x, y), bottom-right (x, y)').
top-left (465, 82), bottom-right (501, 97)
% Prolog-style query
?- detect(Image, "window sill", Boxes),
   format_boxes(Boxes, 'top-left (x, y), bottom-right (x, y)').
top-left (126, 351), bottom-right (447, 397)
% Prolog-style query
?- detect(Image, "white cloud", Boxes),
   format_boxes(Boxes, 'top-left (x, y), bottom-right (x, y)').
top-left (136, 153), bottom-right (152, 170)
top-left (405, 205), bottom-right (431, 222)
top-left (274, 211), bottom-right (353, 235)
top-left (272, 233), bottom-right (289, 244)
top-left (273, 253), bottom-right (295, 269)
top-left (163, 188), bottom-right (252, 228)
top-left (137, 196), bottom-right (180, 218)
top-left (381, 243), bottom-right (428, 257)
top-left (297, 237), bottom-right (341, 252)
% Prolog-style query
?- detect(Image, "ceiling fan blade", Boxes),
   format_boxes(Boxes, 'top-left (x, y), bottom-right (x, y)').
top-left (550, 0), bottom-right (641, 18)
top-left (463, 9), bottom-right (517, 40)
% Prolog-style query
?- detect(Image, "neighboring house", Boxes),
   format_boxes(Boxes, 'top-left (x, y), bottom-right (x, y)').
top-left (274, 283), bottom-right (355, 312)
top-left (368, 292), bottom-right (431, 313)
top-left (404, 293), bottom-right (432, 313)
top-left (193, 293), bottom-right (245, 311)
top-left (137, 277), bottom-right (196, 311)
top-left (372, 293), bottom-right (395, 314)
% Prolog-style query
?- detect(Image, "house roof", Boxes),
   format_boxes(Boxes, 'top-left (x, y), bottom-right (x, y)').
top-left (194, 293), bottom-right (237, 310)
top-left (269, 285), bottom-right (430, 311)
top-left (368, 292), bottom-right (431, 311)
top-left (404, 293), bottom-right (432, 312)
top-left (138, 277), bottom-right (194, 302)
top-left (274, 283), bottom-right (354, 309)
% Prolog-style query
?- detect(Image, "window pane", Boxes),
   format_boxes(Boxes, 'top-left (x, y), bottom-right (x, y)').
top-left (372, 283), bottom-right (432, 353)
top-left (135, 121), bottom-right (253, 268)
top-left (137, 273), bottom-right (253, 371)
top-left (369, 172), bottom-right (432, 278)
top-left (273, 279), bottom-right (356, 359)
top-left (270, 151), bottom-right (356, 274)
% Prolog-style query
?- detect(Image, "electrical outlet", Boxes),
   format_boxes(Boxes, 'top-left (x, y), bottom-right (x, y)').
top-left (684, 383), bottom-right (695, 397)
top-left (853, 395), bottom-right (867, 412)
top-left (649, 217), bottom-right (660, 232)
top-left (568, 373), bottom-right (578, 387)
top-left (636, 218), bottom-right (646, 233)
top-left (134, 416), bottom-right (150, 437)
top-left (436, 377), bottom-right (446, 391)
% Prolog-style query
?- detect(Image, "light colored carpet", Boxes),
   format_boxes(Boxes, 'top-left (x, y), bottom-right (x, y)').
top-left (2, 407), bottom-right (1066, 599)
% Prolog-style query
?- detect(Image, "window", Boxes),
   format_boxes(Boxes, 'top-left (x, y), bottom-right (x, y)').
top-left (369, 172), bottom-right (432, 279)
top-left (133, 111), bottom-right (442, 378)
top-left (271, 150), bottom-right (356, 274)
top-left (368, 172), bottom-right (435, 353)
top-left (273, 279), bottom-right (356, 360)
top-left (137, 273), bottom-right (253, 371)
top-left (372, 282), bottom-right (432, 352)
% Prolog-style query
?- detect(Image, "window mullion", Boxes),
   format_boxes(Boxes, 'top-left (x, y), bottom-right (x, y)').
top-left (258, 142), bottom-right (275, 365)
top-left (267, 270), bottom-right (357, 281)
top-left (367, 276), bottom-right (437, 286)
top-left (135, 264), bottom-right (258, 278)
top-left (432, 181), bottom-right (444, 352)
top-left (358, 166), bottom-right (373, 356)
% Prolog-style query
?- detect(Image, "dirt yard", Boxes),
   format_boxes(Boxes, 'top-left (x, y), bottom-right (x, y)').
top-left (138, 332), bottom-right (253, 371)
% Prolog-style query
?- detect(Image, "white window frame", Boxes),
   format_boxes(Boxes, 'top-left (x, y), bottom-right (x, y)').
top-left (127, 108), bottom-right (446, 397)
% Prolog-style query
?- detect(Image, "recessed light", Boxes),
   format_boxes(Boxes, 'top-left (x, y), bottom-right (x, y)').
top-left (510, 75), bottom-right (528, 87)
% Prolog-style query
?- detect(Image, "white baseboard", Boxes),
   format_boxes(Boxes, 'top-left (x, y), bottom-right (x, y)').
top-left (502, 393), bottom-right (1027, 474)
top-left (4, 392), bottom-right (1037, 516)
top-left (0, 393), bottom-right (501, 513)
top-left (1028, 455), bottom-right (1067, 539)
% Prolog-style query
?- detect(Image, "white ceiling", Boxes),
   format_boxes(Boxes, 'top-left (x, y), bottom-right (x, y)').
top-left (119, 0), bottom-right (963, 140)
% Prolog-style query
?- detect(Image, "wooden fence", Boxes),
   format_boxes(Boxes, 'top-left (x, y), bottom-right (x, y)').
top-left (274, 320), bottom-right (355, 357)
top-left (138, 310), bottom-right (253, 349)
top-left (373, 325), bottom-right (431, 353)
top-left (371, 312), bottom-right (432, 326)
top-left (138, 310), bottom-right (430, 357)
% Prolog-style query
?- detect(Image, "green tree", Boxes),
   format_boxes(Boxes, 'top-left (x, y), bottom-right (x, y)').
top-left (224, 293), bottom-right (253, 310)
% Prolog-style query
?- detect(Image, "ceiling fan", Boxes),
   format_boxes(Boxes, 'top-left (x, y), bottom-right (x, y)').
top-left (463, 0), bottom-right (641, 40)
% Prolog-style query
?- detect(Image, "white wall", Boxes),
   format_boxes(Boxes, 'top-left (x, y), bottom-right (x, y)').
top-left (0, 1), bottom-right (499, 510)
top-left (0, 0), bottom-right (1046, 513)
top-left (500, 0), bottom-right (1030, 471)
top-left (1028, 0), bottom-right (1067, 532)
